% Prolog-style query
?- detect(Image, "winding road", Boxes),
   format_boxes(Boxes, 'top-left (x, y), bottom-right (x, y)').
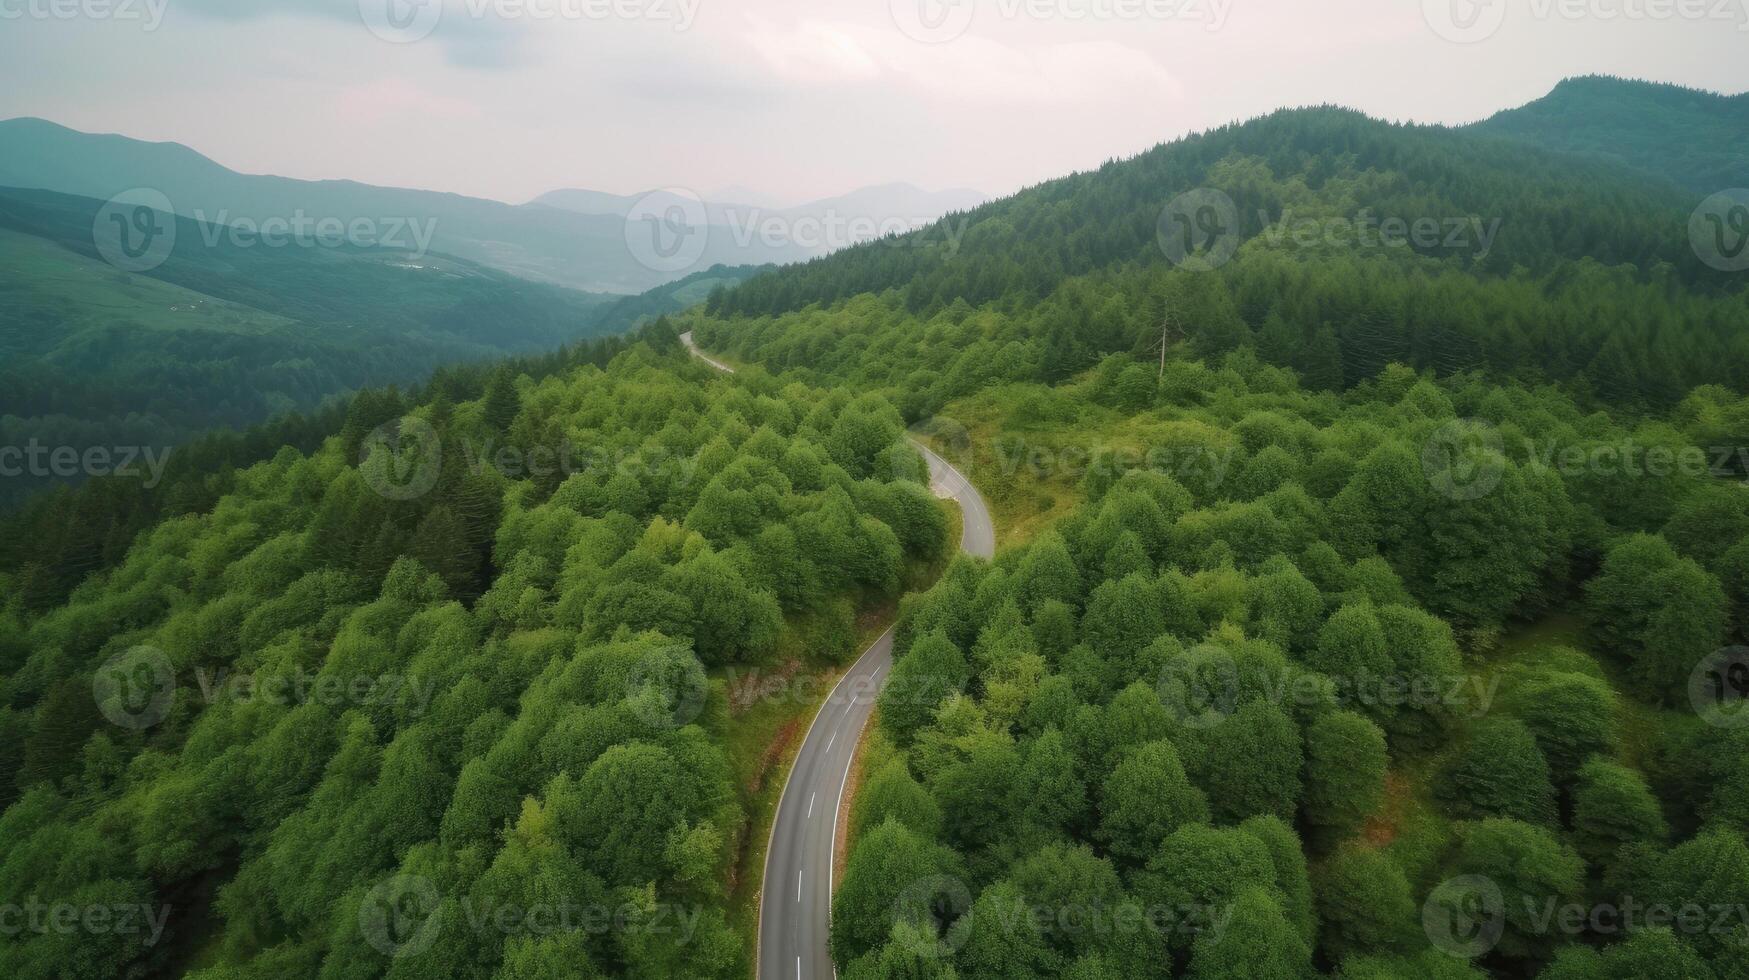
top-left (680, 330), bottom-right (995, 978)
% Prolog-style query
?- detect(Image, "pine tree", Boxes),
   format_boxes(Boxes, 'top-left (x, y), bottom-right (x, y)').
top-left (482, 369), bottom-right (522, 432)
top-left (409, 505), bottom-right (481, 601)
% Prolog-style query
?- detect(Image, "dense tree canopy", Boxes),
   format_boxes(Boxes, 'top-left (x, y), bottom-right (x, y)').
top-left (0, 339), bottom-right (950, 978)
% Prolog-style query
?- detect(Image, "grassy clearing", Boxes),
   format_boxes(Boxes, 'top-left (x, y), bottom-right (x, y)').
top-left (1471, 611), bottom-right (1677, 770)
top-left (926, 386), bottom-right (1095, 549)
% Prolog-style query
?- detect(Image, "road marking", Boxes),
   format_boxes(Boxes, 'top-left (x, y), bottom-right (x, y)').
top-left (797, 868), bottom-right (803, 902)
top-left (752, 625), bottom-right (896, 980)
top-left (727, 357), bottom-right (990, 980)
top-left (808, 792), bottom-right (816, 818)
top-left (828, 750), bottom-right (855, 909)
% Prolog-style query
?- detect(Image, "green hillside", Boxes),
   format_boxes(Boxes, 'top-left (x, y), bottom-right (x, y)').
top-left (703, 96), bottom-right (1749, 417)
top-left (1473, 75), bottom-right (1749, 195)
top-left (682, 91), bottom-right (1749, 979)
top-left (0, 326), bottom-right (952, 978)
top-left (711, 95), bottom-right (1738, 326)
top-left (585, 264), bottom-right (768, 337)
top-left (3, 79), bottom-right (1749, 980)
top-left (0, 185), bottom-right (624, 507)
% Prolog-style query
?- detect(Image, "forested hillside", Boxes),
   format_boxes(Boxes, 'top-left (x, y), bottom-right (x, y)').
top-left (0, 186), bottom-right (628, 507)
top-left (0, 323), bottom-right (952, 978)
top-left (712, 92), bottom-right (1740, 325)
top-left (3, 75), bottom-right (1748, 980)
top-left (796, 345), bottom-right (1749, 977)
top-left (587, 265), bottom-right (767, 337)
top-left (674, 80), bottom-right (1749, 979)
top-left (1474, 76), bottom-right (1749, 195)
top-left (700, 82), bottom-right (1749, 415)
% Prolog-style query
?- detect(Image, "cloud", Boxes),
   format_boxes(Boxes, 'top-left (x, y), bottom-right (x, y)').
top-left (744, 18), bottom-right (882, 83)
top-left (333, 77), bottom-right (486, 125)
top-left (739, 18), bottom-right (1183, 106)
top-left (898, 37), bottom-right (1185, 105)
top-left (172, 0), bottom-right (530, 69)
top-left (171, 0), bottom-right (353, 20)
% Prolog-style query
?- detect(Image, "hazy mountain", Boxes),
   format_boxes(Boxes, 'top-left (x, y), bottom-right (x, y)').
top-left (794, 182), bottom-right (988, 225)
top-left (531, 181), bottom-right (989, 253)
top-left (534, 182), bottom-right (984, 219)
top-left (0, 118), bottom-right (819, 293)
top-left (708, 184), bottom-right (791, 208)
top-left (1471, 75), bottom-right (1749, 195)
top-left (0, 184), bottom-right (623, 504)
top-left (527, 188), bottom-right (651, 217)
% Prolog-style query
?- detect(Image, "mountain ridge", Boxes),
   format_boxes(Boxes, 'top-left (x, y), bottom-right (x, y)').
top-left (1469, 74), bottom-right (1749, 194)
top-left (0, 117), bottom-right (819, 294)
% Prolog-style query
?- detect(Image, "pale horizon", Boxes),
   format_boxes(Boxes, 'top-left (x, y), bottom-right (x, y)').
top-left (4, 0), bottom-right (1744, 206)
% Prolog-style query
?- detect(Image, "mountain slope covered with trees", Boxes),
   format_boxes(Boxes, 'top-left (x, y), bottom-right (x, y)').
top-left (674, 76), bottom-right (1749, 979)
top-left (0, 325), bottom-right (953, 978)
top-left (2, 75), bottom-right (1748, 980)
top-left (0, 185), bottom-right (628, 507)
top-left (1473, 75), bottom-right (1749, 195)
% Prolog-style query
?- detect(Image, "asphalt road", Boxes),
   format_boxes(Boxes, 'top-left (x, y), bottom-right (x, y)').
top-left (679, 329), bottom-right (995, 978)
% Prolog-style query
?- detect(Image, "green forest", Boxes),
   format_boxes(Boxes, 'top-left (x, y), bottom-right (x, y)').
top-left (0, 323), bottom-right (953, 977)
top-left (0, 188), bottom-right (745, 508)
top-left (814, 347), bottom-right (1749, 978)
top-left (3, 75), bottom-right (1749, 979)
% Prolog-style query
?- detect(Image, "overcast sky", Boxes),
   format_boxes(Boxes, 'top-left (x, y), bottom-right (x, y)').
top-left (3, 0), bottom-right (1744, 205)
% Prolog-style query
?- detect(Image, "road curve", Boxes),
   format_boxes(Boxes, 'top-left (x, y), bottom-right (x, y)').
top-left (757, 438), bottom-right (993, 980)
top-left (680, 330), bottom-right (737, 374)
top-left (679, 329), bottom-right (995, 978)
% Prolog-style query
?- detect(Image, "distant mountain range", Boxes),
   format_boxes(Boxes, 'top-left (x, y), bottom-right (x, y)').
top-left (532, 182), bottom-right (988, 236)
top-left (0, 179), bottom-right (768, 506)
top-left (0, 117), bottom-right (983, 294)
